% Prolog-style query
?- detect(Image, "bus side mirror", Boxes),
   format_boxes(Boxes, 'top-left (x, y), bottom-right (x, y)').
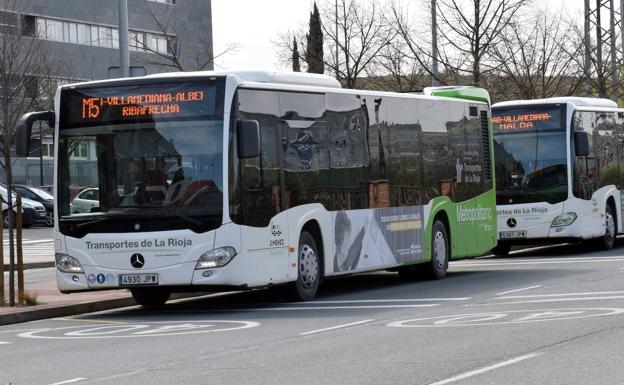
top-left (574, 131), bottom-right (590, 157)
top-left (16, 111), bottom-right (55, 157)
top-left (237, 119), bottom-right (260, 159)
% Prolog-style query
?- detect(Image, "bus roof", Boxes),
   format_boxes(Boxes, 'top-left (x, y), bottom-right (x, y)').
top-left (493, 97), bottom-right (617, 109)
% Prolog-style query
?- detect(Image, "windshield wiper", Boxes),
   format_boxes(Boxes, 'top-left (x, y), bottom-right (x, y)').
top-left (169, 212), bottom-right (202, 226)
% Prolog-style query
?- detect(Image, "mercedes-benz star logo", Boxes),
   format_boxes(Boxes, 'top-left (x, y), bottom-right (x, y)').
top-left (130, 253), bottom-right (145, 269)
top-left (507, 218), bottom-right (517, 228)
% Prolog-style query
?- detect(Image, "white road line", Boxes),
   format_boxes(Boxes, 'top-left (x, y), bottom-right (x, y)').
top-left (243, 304), bottom-right (439, 311)
top-left (499, 291), bottom-right (624, 299)
top-left (300, 319), bottom-right (374, 335)
top-left (301, 298), bottom-right (470, 304)
top-left (453, 258), bottom-right (624, 267)
top-left (486, 296), bottom-right (624, 305)
top-left (427, 353), bottom-right (541, 385)
top-left (496, 285), bottom-right (542, 296)
top-left (47, 378), bottom-right (87, 385)
top-left (0, 341), bottom-right (11, 345)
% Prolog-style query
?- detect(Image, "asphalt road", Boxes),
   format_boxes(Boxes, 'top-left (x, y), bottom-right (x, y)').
top-left (2, 241), bottom-right (624, 385)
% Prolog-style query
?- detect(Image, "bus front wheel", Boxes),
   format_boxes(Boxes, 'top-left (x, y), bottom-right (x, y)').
top-left (425, 220), bottom-right (449, 279)
top-left (130, 288), bottom-right (171, 307)
top-left (293, 231), bottom-right (320, 301)
top-left (597, 204), bottom-right (616, 250)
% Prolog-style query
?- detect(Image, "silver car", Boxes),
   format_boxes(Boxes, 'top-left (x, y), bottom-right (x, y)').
top-left (71, 188), bottom-right (100, 214)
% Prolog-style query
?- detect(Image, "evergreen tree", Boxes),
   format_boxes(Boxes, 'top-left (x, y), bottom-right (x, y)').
top-left (292, 38), bottom-right (301, 72)
top-left (306, 2), bottom-right (324, 74)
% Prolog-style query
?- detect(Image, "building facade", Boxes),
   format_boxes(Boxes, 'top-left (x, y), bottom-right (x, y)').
top-left (3, 0), bottom-right (213, 185)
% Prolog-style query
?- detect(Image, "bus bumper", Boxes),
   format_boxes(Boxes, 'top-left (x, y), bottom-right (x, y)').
top-left (57, 248), bottom-right (292, 292)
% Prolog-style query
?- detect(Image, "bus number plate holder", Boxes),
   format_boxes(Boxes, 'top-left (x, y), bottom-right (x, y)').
top-left (119, 273), bottom-right (159, 286)
top-left (499, 231), bottom-right (527, 239)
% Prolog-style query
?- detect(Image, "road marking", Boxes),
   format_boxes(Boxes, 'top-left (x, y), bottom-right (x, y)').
top-left (0, 341), bottom-right (11, 345)
top-left (301, 298), bottom-right (470, 304)
top-left (243, 304), bottom-right (439, 311)
top-left (300, 319), bottom-right (374, 335)
top-left (453, 257), bottom-right (624, 267)
top-left (496, 285), bottom-right (542, 296)
top-left (499, 291), bottom-right (624, 299)
top-left (54, 317), bottom-right (127, 325)
top-left (388, 308), bottom-right (624, 327)
top-left (427, 353), bottom-right (541, 385)
top-left (486, 296), bottom-right (624, 305)
top-left (48, 378), bottom-right (87, 385)
top-left (18, 320), bottom-right (260, 339)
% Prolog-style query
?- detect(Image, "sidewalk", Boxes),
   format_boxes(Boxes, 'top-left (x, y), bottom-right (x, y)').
top-left (2, 229), bottom-right (55, 270)
top-left (1, 268), bottom-right (134, 326)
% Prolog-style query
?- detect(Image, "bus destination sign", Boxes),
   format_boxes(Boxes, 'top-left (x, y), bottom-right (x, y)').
top-left (492, 112), bottom-right (553, 131)
top-left (492, 105), bottom-right (563, 132)
top-left (81, 90), bottom-right (206, 120)
top-left (60, 81), bottom-right (220, 128)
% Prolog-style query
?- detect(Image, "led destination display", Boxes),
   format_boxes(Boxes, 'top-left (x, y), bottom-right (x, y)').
top-left (60, 80), bottom-right (222, 128)
top-left (492, 105), bottom-right (563, 132)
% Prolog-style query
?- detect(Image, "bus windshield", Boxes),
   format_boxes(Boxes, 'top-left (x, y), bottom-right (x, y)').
top-left (493, 105), bottom-right (567, 204)
top-left (57, 79), bottom-right (225, 234)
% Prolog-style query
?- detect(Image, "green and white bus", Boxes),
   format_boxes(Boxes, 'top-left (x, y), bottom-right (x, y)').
top-left (17, 71), bottom-right (496, 306)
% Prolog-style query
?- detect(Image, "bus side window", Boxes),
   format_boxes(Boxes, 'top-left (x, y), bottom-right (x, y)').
top-left (236, 89), bottom-right (281, 227)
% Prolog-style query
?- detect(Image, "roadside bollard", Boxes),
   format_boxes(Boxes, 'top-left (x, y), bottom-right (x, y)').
top-left (0, 205), bottom-right (4, 306)
top-left (16, 194), bottom-right (24, 306)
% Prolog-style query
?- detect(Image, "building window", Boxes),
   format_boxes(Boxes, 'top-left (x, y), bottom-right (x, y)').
top-left (42, 143), bottom-right (54, 157)
top-left (34, 16), bottom-right (169, 54)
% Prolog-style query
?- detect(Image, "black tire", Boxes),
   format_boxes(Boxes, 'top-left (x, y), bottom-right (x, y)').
top-left (597, 204), bottom-right (616, 250)
top-left (491, 242), bottom-right (511, 256)
top-left (424, 219), bottom-right (449, 279)
top-left (2, 210), bottom-right (15, 229)
top-left (292, 231), bottom-right (321, 301)
top-left (130, 288), bottom-right (170, 307)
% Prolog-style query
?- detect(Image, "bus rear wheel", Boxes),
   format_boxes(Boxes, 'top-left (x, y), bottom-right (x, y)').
top-left (424, 219), bottom-right (449, 279)
top-left (130, 288), bottom-right (171, 307)
top-left (292, 231), bottom-right (320, 301)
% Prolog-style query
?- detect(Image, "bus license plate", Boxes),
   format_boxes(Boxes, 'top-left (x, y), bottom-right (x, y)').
top-left (499, 230), bottom-right (527, 239)
top-left (119, 273), bottom-right (159, 286)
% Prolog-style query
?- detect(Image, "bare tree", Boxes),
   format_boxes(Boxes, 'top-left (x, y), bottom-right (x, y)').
top-left (392, 0), bottom-right (529, 87)
top-left (321, 0), bottom-right (395, 88)
top-left (489, 11), bottom-right (585, 101)
top-left (0, 0), bottom-right (61, 306)
top-left (364, 41), bottom-right (430, 92)
top-left (137, 3), bottom-right (238, 71)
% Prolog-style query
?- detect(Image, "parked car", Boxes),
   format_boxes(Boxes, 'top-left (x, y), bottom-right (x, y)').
top-left (11, 185), bottom-right (54, 226)
top-left (39, 185), bottom-right (54, 195)
top-left (71, 188), bottom-right (99, 214)
top-left (0, 185), bottom-right (47, 228)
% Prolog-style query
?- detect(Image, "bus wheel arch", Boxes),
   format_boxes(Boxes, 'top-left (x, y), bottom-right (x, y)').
top-left (301, 220), bottom-right (325, 281)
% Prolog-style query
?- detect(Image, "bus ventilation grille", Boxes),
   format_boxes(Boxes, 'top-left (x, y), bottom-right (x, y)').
top-left (480, 110), bottom-right (492, 184)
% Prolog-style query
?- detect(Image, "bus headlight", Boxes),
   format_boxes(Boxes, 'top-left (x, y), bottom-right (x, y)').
top-left (195, 247), bottom-right (237, 269)
top-left (55, 253), bottom-right (84, 273)
top-left (551, 212), bottom-right (577, 227)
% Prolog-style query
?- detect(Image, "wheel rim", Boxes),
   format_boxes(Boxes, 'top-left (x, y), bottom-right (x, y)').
top-left (433, 231), bottom-right (447, 270)
top-left (299, 244), bottom-right (318, 289)
top-left (605, 212), bottom-right (615, 244)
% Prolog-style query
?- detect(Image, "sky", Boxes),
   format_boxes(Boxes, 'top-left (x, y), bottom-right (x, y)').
top-left (211, 0), bottom-right (584, 72)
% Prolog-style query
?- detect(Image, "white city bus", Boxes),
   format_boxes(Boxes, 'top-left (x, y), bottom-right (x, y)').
top-left (17, 71), bottom-right (496, 306)
top-left (492, 97), bottom-right (623, 255)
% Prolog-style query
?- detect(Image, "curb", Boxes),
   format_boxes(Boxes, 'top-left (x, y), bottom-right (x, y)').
top-left (3, 262), bottom-right (55, 271)
top-left (0, 293), bottom-right (205, 326)
top-left (0, 296), bottom-right (136, 326)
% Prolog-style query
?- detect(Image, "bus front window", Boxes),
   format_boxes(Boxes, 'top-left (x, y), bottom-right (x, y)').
top-left (492, 105), bottom-right (568, 204)
top-left (57, 80), bottom-right (225, 235)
